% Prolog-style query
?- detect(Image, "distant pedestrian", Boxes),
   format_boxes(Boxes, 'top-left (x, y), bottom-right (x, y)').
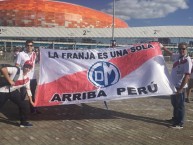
top-left (0, 48), bottom-right (4, 59)
top-left (161, 42), bottom-right (192, 129)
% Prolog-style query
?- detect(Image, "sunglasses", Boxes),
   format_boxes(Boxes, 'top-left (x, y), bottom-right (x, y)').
top-left (179, 48), bottom-right (186, 50)
top-left (27, 45), bottom-right (33, 47)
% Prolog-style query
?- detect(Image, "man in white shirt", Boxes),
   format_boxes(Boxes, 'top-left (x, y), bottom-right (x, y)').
top-left (0, 60), bottom-right (34, 127)
top-left (162, 42), bottom-right (192, 129)
top-left (16, 40), bottom-right (40, 114)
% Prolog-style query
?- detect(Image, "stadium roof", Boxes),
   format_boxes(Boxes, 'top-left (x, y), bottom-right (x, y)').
top-left (0, 26), bottom-right (193, 38)
top-left (0, 0), bottom-right (128, 28)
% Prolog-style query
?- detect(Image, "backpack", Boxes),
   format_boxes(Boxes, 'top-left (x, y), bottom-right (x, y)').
top-left (0, 64), bottom-right (20, 87)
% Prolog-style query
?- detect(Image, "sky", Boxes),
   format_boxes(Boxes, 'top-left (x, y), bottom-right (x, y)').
top-left (57, 0), bottom-right (193, 27)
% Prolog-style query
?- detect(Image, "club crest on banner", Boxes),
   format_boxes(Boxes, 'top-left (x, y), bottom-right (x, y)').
top-left (88, 61), bottom-right (120, 88)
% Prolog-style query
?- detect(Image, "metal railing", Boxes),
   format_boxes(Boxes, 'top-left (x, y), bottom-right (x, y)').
top-left (0, 51), bottom-right (15, 63)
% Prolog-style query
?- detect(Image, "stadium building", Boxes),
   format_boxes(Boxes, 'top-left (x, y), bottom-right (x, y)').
top-left (0, 0), bottom-right (128, 28)
top-left (0, 0), bottom-right (193, 53)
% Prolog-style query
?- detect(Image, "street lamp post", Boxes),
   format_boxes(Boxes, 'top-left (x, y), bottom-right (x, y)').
top-left (105, 0), bottom-right (116, 109)
top-left (111, 0), bottom-right (116, 48)
top-left (112, 0), bottom-right (115, 41)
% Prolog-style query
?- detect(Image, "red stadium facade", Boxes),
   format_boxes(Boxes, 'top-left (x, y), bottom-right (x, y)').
top-left (0, 0), bottom-right (128, 28)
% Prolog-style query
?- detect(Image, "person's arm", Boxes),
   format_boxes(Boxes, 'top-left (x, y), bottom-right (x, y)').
top-left (177, 74), bottom-right (190, 93)
top-left (160, 43), bottom-right (173, 56)
top-left (27, 95), bottom-right (35, 106)
top-left (25, 81), bottom-right (35, 106)
top-left (0, 67), bottom-right (15, 86)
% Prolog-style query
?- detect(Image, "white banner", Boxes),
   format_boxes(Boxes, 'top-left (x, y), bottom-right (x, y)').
top-left (34, 42), bottom-right (176, 107)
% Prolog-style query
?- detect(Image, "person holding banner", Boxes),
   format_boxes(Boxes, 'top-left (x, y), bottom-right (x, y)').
top-left (161, 42), bottom-right (192, 129)
top-left (15, 40), bottom-right (40, 114)
top-left (0, 60), bottom-right (34, 127)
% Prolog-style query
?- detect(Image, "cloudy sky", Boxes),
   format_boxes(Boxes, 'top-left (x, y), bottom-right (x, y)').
top-left (58, 0), bottom-right (193, 27)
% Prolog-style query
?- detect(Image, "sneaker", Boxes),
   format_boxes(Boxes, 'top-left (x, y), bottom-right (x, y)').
top-left (171, 124), bottom-right (183, 129)
top-left (20, 122), bottom-right (33, 128)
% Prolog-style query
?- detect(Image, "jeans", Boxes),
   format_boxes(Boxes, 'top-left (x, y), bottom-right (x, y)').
top-left (0, 90), bottom-right (27, 123)
top-left (171, 92), bottom-right (185, 125)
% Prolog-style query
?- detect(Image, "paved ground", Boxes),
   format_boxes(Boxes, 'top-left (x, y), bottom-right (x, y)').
top-left (1, 96), bottom-right (193, 145)
top-left (1, 61), bottom-right (193, 145)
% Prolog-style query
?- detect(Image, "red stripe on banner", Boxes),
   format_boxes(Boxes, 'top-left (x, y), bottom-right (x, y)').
top-left (110, 43), bottom-right (162, 78)
top-left (35, 71), bottom-right (97, 106)
top-left (35, 42), bottom-right (162, 106)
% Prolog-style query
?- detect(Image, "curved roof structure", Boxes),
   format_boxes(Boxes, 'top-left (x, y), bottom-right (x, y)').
top-left (0, 0), bottom-right (128, 28)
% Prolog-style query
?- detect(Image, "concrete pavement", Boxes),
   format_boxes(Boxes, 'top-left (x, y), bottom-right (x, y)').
top-left (1, 96), bottom-right (193, 145)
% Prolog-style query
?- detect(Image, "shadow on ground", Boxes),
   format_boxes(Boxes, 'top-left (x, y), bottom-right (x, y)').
top-left (0, 100), bottom-right (170, 127)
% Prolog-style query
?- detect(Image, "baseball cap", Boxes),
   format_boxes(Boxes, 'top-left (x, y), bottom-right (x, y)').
top-left (23, 60), bottom-right (33, 69)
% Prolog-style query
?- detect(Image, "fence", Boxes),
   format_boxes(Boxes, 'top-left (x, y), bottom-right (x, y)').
top-left (0, 51), bottom-right (15, 63)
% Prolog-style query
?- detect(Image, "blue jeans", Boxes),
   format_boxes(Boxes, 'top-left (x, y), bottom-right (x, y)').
top-left (0, 90), bottom-right (27, 123)
top-left (171, 92), bottom-right (185, 125)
